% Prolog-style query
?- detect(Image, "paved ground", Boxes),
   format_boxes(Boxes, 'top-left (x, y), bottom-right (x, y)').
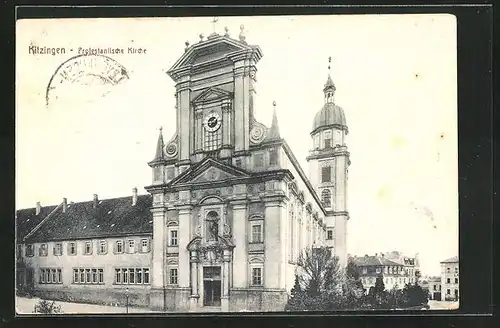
top-left (16, 297), bottom-right (161, 314)
top-left (428, 300), bottom-right (459, 310)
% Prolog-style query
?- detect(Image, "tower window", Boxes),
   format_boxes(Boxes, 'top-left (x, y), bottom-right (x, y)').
top-left (321, 166), bottom-right (331, 183)
top-left (324, 138), bottom-right (332, 149)
top-left (204, 129), bottom-right (222, 151)
top-left (321, 189), bottom-right (332, 207)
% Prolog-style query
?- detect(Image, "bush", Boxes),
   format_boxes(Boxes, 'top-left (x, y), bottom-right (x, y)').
top-left (33, 299), bottom-right (62, 314)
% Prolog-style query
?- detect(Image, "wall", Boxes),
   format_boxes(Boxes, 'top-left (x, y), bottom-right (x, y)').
top-left (21, 235), bottom-right (152, 306)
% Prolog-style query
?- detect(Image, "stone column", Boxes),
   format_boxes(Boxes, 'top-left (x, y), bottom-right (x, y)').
top-left (178, 205), bottom-right (192, 288)
top-left (189, 251), bottom-right (199, 311)
top-left (231, 200), bottom-right (248, 287)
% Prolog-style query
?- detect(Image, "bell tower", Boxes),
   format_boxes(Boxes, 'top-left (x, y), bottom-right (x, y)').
top-left (165, 25), bottom-right (263, 172)
top-left (306, 57), bottom-right (350, 267)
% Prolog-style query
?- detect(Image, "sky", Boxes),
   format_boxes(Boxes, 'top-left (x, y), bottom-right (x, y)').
top-left (16, 15), bottom-right (458, 276)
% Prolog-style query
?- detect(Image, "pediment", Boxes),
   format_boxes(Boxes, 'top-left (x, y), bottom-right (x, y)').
top-left (169, 157), bottom-right (250, 186)
top-left (192, 87), bottom-right (232, 105)
top-left (168, 37), bottom-right (252, 73)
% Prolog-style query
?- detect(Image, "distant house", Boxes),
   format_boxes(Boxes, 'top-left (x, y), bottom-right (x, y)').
top-left (440, 256), bottom-right (459, 301)
top-left (351, 254), bottom-right (406, 293)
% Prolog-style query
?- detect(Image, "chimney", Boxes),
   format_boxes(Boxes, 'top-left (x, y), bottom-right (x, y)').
top-left (364, 254), bottom-right (368, 258)
top-left (132, 187), bottom-right (138, 206)
top-left (36, 201), bottom-right (41, 215)
top-left (93, 194), bottom-right (98, 208)
top-left (381, 253), bottom-right (385, 258)
top-left (375, 253), bottom-right (378, 256)
top-left (62, 198), bottom-right (67, 213)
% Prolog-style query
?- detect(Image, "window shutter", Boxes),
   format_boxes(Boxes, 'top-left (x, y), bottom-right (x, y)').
top-left (113, 241), bottom-right (117, 254)
top-left (53, 245), bottom-right (56, 256)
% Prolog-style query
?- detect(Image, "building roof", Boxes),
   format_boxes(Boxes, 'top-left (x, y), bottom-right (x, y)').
top-left (323, 74), bottom-right (336, 92)
top-left (16, 204), bottom-right (58, 240)
top-left (352, 255), bottom-right (402, 267)
top-left (312, 102), bottom-right (347, 134)
top-left (18, 195), bottom-right (153, 243)
top-left (440, 256), bottom-right (459, 263)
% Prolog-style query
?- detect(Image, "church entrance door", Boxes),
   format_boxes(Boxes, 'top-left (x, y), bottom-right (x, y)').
top-left (203, 266), bottom-right (221, 307)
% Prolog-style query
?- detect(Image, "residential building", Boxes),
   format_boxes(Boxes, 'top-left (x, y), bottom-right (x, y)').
top-left (425, 276), bottom-right (442, 300)
top-left (440, 256), bottom-right (459, 301)
top-left (16, 26), bottom-right (351, 312)
top-left (382, 251), bottom-right (421, 284)
top-left (351, 254), bottom-right (409, 293)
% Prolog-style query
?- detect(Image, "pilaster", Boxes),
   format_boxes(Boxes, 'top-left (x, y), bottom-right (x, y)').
top-left (151, 206), bottom-right (167, 288)
top-left (178, 205), bottom-right (192, 287)
top-left (231, 199), bottom-right (248, 288)
top-left (263, 196), bottom-right (287, 289)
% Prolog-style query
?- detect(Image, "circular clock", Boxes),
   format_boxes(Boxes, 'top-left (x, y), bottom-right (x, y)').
top-left (203, 112), bottom-right (222, 132)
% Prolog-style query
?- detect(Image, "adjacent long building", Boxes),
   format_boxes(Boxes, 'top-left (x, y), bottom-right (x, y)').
top-left (16, 27), bottom-right (351, 312)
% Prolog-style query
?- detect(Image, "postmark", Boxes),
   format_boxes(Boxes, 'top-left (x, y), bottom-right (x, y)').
top-left (45, 54), bottom-right (130, 107)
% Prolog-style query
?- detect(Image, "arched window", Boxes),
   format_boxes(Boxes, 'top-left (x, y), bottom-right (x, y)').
top-left (321, 189), bottom-right (331, 208)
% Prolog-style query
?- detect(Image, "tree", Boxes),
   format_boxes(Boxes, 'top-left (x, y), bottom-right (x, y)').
top-left (400, 282), bottom-right (429, 308)
top-left (368, 274), bottom-right (389, 309)
top-left (285, 246), bottom-right (346, 311)
top-left (285, 275), bottom-right (306, 311)
top-left (33, 299), bottom-right (62, 314)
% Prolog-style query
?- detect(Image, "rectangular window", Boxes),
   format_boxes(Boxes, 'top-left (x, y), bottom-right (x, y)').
top-left (136, 268), bottom-right (142, 284)
top-left (327, 229), bottom-right (333, 240)
top-left (169, 268), bottom-right (178, 285)
top-left (99, 240), bottom-right (107, 254)
top-left (79, 269), bottom-right (84, 283)
top-left (455, 278), bottom-right (458, 284)
top-left (321, 166), bottom-right (331, 182)
top-left (73, 269), bottom-right (79, 283)
top-left (324, 138), bottom-right (332, 149)
top-left (84, 241), bottom-right (92, 255)
top-left (116, 240), bottom-right (123, 253)
top-left (128, 240), bottom-right (135, 253)
top-left (251, 224), bottom-right (263, 243)
top-left (98, 269), bottom-right (104, 283)
top-left (433, 285), bottom-right (437, 291)
top-left (26, 244), bottom-right (34, 257)
top-left (92, 269), bottom-right (97, 283)
top-left (141, 238), bottom-right (149, 252)
top-left (51, 269), bottom-right (56, 283)
top-left (115, 269), bottom-right (121, 284)
top-left (85, 269), bottom-right (91, 283)
top-left (53, 243), bottom-right (63, 256)
top-left (114, 268), bottom-right (150, 285)
top-left (447, 278), bottom-right (451, 283)
top-left (170, 230), bottom-right (178, 246)
top-left (447, 289), bottom-right (451, 295)
top-left (69, 242), bottom-right (77, 255)
top-left (129, 268), bottom-right (135, 283)
top-left (39, 244), bottom-right (48, 257)
top-left (251, 267), bottom-right (262, 286)
top-left (123, 269), bottom-right (128, 283)
top-left (447, 268), bottom-right (450, 273)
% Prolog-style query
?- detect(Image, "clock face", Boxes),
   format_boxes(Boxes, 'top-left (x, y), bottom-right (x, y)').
top-left (203, 112), bottom-right (222, 132)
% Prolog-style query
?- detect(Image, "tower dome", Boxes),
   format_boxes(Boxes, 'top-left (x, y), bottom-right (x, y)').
top-left (312, 103), bottom-right (347, 134)
top-left (311, 73), bottom-right (348, 134)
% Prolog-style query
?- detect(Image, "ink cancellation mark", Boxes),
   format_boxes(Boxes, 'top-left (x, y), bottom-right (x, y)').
top-left (46, 54), bottom-right (130, 107)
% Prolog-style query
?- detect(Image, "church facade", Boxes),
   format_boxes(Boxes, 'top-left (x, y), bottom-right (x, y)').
top-left (16, 27), bottom-right (350, 312)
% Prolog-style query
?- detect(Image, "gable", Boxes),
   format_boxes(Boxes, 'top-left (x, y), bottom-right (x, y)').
top-left (168, 37), bottom-right (252, 73)
top-left (192, 87), bottom-right (232, 105)
top-left (169, 158), bottom-right (250, 186)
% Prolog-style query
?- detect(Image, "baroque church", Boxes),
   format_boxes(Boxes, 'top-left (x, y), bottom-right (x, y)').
top-left (16, 25), bottom-right (350, 312)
